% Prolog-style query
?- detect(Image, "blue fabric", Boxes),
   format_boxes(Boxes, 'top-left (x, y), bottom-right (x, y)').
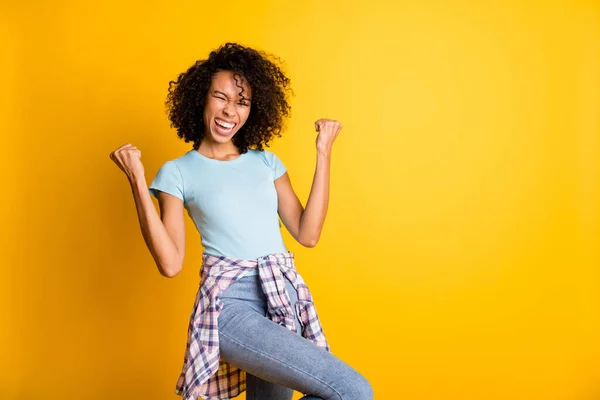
top-left (218, 274), bottom-right (374, 400)
top-left (149, 149), bottom-right (288, 262)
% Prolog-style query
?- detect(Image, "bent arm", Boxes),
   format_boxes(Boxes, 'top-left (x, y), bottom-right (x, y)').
top-left (276, 152), bottom-right (331, 248)
top-left (129, 177), bottom-right (185, 277)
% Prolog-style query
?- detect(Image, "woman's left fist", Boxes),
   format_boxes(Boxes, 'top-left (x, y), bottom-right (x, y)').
top-left (315, 118), bottom-right (343, 155)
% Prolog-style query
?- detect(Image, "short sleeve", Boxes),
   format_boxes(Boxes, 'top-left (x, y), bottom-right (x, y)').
top-left (148, 160), bottom-right (184, 201)
top-left (270, 152), bottom-right (287, 180)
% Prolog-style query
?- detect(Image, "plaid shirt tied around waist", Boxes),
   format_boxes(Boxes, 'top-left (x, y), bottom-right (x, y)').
top-left (174, 252), bottom-right (330, 400)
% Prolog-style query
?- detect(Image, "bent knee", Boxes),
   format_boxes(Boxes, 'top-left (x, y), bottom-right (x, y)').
top-left (353, 375), bottom-right (374, 400)
top-left (341, 372), bottom-right (373, 400)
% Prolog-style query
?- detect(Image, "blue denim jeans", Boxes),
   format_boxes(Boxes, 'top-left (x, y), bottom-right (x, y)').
top-left (217, 274), bottom-right (373, 400)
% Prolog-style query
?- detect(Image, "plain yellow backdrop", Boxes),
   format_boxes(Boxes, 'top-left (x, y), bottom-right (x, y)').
top-left (1, 0), bottom-right (598, 399)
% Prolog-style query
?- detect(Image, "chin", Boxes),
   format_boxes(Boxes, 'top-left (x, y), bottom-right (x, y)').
top-left (210, 130), bottom-right (236, 144)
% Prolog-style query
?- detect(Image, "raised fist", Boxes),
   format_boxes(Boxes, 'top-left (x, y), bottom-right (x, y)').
top-left (315, 118), bottom-right (342, 155)
top-left (109, 143), bottom-right (145, 182)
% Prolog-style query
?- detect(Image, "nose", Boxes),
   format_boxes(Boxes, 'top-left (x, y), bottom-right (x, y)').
top-left (222, 101), bottom-right (235, 117)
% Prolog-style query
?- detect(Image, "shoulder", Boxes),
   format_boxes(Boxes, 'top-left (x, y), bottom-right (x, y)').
top-left (149, 153), bottom-right (193, 200)
top-left (152, 152), bottom-right (200, 186)
top-left (247, 149), bottom-right (283, 167)
top-left (247, 149), bottom-right (287, 180)
top-left (158, 151), bottom-right (196, 171)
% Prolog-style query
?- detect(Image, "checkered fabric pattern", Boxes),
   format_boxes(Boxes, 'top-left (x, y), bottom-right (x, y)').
top-left (174, 252), bottom-right (330, 400)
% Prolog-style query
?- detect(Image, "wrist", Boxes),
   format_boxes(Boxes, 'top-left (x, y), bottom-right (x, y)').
top-left (316, 152), bottom-right (331, 162)
top-left (316, 147), bottom-right (332, 158)
top-left (128, 173), bottom-right (146, 188)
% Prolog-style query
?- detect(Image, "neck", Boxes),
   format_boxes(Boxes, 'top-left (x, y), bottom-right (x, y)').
top-left (197, 139), bottom-right (240, 160)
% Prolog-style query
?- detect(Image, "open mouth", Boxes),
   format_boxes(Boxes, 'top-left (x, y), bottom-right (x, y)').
top-left (214, 118), bottom-right (236, 136)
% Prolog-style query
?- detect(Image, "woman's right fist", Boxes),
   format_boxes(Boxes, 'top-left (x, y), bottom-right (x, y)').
top-left (109, 143), bottom-right (145, 182)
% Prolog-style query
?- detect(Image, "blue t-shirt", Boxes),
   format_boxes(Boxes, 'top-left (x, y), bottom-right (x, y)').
top-left (149, 149), bottom-right (289, 263)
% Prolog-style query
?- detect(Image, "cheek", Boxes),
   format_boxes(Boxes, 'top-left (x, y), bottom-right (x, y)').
top-left (205, 97), bottom-right (222, 112)
top-left (203, 110), bottom-right (212, 128)
top-left (235, 108), bottom-right (250, 126)
top-left (202, 103), bottom-right (212, 121)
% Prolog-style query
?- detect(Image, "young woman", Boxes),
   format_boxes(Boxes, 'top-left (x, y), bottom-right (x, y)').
top-left (109, 43), bottom-right (373, 400)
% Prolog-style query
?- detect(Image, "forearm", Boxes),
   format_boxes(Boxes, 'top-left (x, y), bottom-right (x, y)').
top-left (298, 151), bottom-right (331, 247)
top-left (129, 177), bottom-right (183, 277)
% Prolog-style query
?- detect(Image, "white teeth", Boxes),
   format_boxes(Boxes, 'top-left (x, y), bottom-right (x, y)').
top-left (215, 119), bottom-right (235, 129)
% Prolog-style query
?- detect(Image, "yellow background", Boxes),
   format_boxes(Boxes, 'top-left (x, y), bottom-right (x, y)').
top-left (1, 0), bottom-right (599, 399)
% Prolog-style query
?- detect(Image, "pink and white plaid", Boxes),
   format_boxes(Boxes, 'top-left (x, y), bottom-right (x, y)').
top-left (174, 252), bottom-right (330, 400)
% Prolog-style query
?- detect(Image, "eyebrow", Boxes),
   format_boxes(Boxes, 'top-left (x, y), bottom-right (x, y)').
top-left (213, 90), bottom-right (251, 101)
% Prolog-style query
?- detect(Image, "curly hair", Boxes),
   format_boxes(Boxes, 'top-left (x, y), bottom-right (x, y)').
top-left (165, 42), bottom-right (292, 153)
